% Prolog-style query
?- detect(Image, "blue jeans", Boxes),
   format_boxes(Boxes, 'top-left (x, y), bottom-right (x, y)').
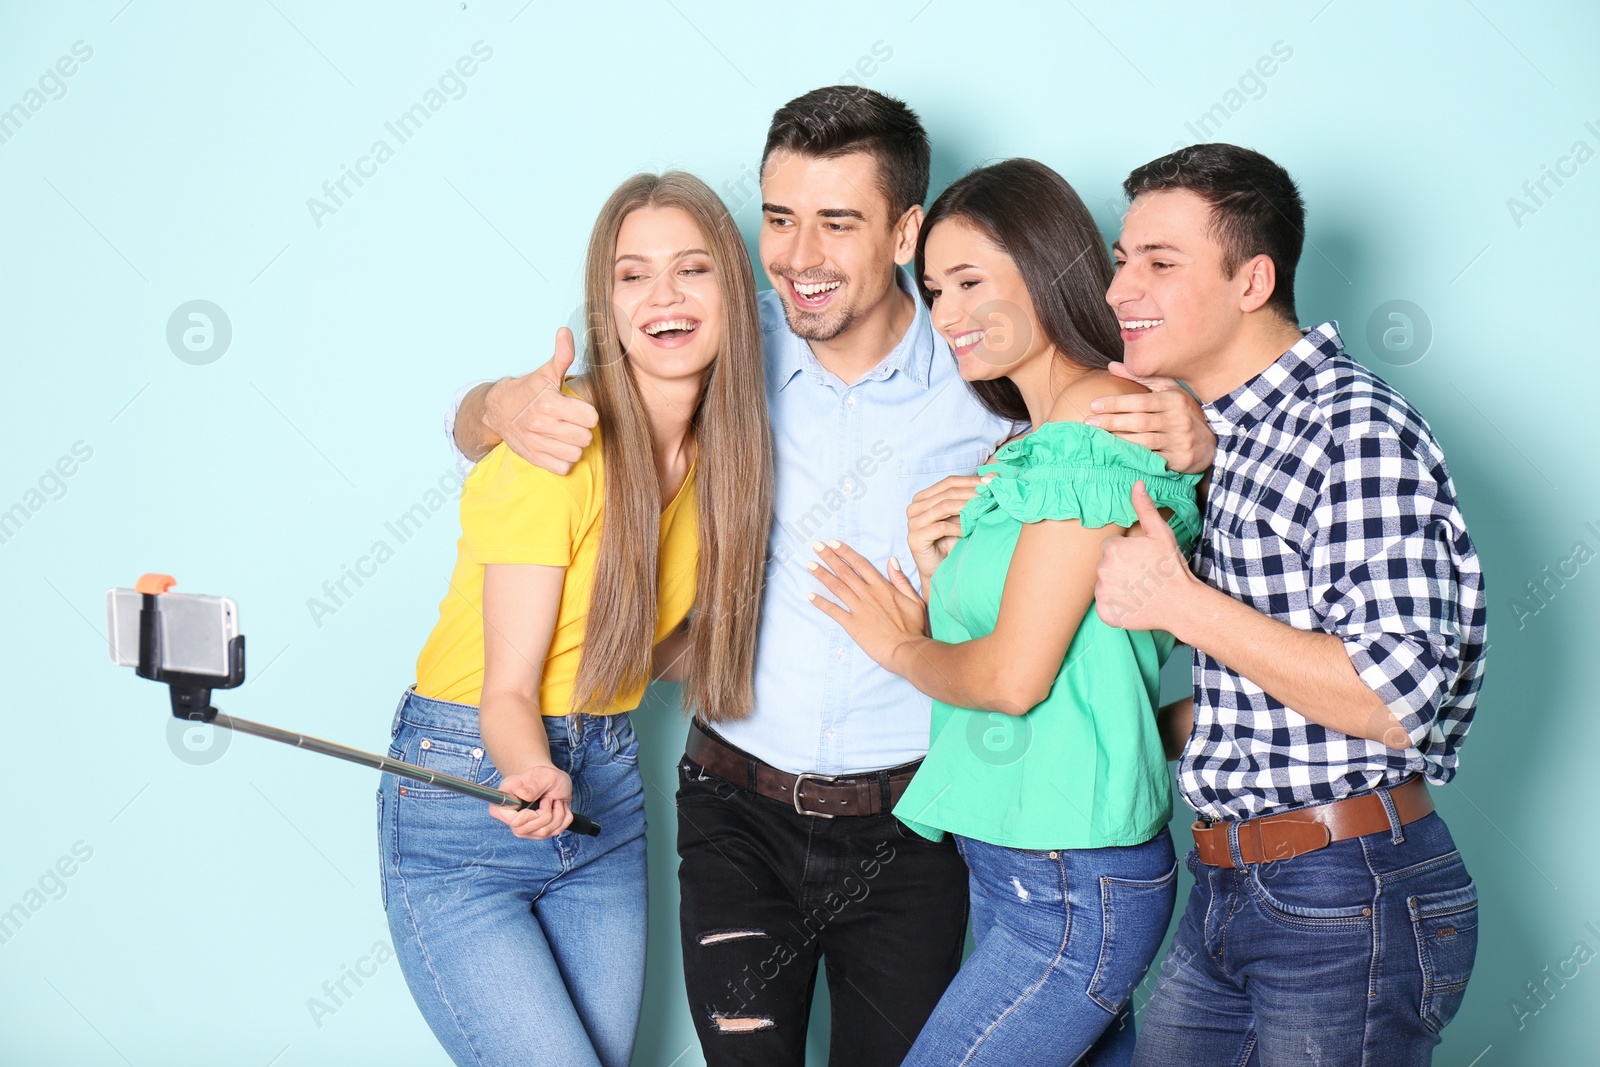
top-left (904, 828), bottom-right (1178, 1067)
top-left (1134, 808), bottom-right (1478, 1067)
top-left (377, 689), bottom-right (648, 1067)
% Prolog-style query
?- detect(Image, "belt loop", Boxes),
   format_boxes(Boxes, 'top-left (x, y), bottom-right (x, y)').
top-left (878, 770), bottom-right (891, 812)
top-left (566, 712), bottom-right (582, 745)
top-left (746, 756), bottom-right (757, 794)
top-left (1378, 784), bottom-right (1405, 844)
top-left (1226, 820), bottom-right (1244, 869)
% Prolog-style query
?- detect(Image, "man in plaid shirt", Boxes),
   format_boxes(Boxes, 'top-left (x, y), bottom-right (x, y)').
top-left (1092, 143), bottom-right (1486, 1065)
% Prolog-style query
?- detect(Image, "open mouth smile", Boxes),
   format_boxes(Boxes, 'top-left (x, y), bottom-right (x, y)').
top-left (1118, 317), bottom-right (1164, 341)
top-left (640, 316), bottom-right (701, 347)
top-left (787, 278), bottom-right (843, 310)
top-left (950, 329), bottom-right (986, 355)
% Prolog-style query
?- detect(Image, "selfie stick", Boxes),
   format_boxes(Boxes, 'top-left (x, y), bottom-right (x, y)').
top-left (133, 574), bottom-right (600, 836)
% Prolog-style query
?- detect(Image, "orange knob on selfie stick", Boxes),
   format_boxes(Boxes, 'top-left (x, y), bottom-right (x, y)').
top-left (122, 574), bottom-right (600, 836)
top-left (135, 573), bottom-right (177, 595)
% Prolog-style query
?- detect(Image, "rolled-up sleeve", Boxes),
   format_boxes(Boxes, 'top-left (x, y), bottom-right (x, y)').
top-left (444, 379), bottom-right (494, 480)
top-left (1309, 430), bottom-right (1469, 746)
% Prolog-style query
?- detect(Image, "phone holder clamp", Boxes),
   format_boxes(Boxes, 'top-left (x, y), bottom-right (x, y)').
top-left (133, 573), bottom-right (246, 724)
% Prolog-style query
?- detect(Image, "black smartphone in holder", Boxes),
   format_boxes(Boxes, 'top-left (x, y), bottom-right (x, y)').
top-left (110, 574), bottom-right (600, 837)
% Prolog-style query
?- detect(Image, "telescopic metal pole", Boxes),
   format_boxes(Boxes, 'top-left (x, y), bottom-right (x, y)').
top-left (208, 712), bottom-right (601, 836)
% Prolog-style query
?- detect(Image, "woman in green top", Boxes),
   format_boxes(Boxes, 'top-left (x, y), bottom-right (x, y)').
top-left (808, 159), bottom-right (1204, 1066)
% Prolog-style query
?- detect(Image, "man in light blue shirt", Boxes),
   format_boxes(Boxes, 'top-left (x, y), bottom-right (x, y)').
top-left (721, 270), bottom-right (1009, 774)
top-left (446, 87), bottom-right (1210, 1066)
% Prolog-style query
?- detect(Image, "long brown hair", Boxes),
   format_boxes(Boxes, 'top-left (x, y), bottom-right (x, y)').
top-left (572, 171), bottom-right (772, 723)
top-left (914, 158), bottom-right (1123, 422)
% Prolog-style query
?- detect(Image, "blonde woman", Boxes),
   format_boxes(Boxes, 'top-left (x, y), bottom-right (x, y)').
top-left (378, 172), bottom-right (772, 1067)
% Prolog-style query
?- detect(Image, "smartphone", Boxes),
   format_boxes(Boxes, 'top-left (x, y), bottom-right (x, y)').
top-left (106, 588), bottom-right (238, 677)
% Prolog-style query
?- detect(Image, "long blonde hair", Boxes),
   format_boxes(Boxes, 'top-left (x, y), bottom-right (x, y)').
top-left (572, 171), bottom-right (772, 723)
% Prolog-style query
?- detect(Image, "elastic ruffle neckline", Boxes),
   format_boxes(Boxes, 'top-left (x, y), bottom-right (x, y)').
top-left (958, 420), bottom-right (1203, 548)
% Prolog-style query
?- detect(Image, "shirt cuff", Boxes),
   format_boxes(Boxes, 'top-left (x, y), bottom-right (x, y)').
top-left (1340, 628), bottom-right (1452, 749)
top-left (445, 378), bottom-right (495, 480)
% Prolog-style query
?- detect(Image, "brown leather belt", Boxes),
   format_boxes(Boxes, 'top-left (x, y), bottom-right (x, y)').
top-left (1192, 777), bottom-right (1433, 868)
top-left (684, 719), bottom-right (918, 818)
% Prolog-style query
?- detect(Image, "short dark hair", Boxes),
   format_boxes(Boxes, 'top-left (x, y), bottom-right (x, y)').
top-left (1122, 143), bottom-right (1304, 322)
top-left (916, 158), bottom-right (1123, 424)
top-left (761, 86), bottom-right (930, 221)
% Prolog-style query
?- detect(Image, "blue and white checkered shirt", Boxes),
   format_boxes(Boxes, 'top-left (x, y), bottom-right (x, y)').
top-left (1179, 322), bottom-right (1487, 822)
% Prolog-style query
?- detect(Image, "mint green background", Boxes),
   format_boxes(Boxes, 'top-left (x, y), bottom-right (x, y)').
top-left (1, 2), bottom-right (1595, 1064)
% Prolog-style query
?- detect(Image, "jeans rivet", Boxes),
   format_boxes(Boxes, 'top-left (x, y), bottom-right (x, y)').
top-left (1048, 851), bottom-right (1059, 859)
top-left (1362, 906), bottom-right (1372, 917)
top-left (420, 738), bottom-right (432, 750)
top-left (472, 747), bottom-right (483, 759)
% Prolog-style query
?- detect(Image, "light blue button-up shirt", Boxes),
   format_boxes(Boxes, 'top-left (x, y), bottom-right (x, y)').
top-left (446, 269), bottom-right (1013, 775)
top-left (715, 270), bottom-right (1013, 774)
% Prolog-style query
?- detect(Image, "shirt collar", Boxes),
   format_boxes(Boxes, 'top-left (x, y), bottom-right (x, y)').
top-left (770, 267), bottom-right (935, 392)
top-left (1204, 321), bottom-right (1343, 436)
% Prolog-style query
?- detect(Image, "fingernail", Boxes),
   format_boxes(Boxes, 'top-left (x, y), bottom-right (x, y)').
top-left (1089, 399), bottom-right (1103, 412)
top-left (806, 561), bottom-right (818, 571)
top-left (828, 540), bottom-right (841, 549)
top-left (982, 473), bottom-right (996, 482)
top-left (889, 557), bottom-right (901, 570)
top-left (1084, 417), bottom-right (1101, 427)
top-left (806, 592), bottom-right (817, 601)
top-left (811, 540), bottom-right (825, 552)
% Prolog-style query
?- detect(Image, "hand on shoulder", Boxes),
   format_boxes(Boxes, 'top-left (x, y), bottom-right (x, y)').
top-left (1047, 368), bottom-right (1146, 425)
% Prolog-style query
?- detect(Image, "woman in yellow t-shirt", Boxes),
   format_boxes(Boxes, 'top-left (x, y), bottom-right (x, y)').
top-left (378, 172), bottom-right (772, 1067)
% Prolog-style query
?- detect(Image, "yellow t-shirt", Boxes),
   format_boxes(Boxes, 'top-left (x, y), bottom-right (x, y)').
top-left (413, 411), bottom-right (698, 714)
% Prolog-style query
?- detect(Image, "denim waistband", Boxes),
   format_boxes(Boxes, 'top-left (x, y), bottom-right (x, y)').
top-left (390, 686), bottom-right (633, 749)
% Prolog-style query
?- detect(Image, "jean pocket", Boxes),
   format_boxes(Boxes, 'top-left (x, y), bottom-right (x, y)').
top-left (609, 716), bottom-right (640, 766)
top-left (1247, 847), bottom-right (1375, 929)
top-left (677, 756), bottom-right (736, 800)
top-left (399, 732), bottom-right (488, 799)
top-left (1408, 881), bottom-right (1478, 1033)
top-left (1087, 860), bottom-right (1179, 1014)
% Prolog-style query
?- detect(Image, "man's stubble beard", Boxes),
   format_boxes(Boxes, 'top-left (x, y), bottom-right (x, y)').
top-left (784, 300), bottom-right (859, 343)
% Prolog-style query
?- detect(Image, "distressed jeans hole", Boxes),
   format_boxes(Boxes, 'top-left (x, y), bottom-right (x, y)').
top-left (697, 929), bottom-right (766, 946)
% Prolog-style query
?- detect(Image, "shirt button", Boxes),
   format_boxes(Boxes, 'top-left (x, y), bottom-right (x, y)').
top-left (834, 647), bottom-right (846, 660)
top-left (846, 395), bottom-right (856, 408)
top-left (824, 730), bottom-right (835, 741)
top-left (841, 481), bottom-right (855, 496)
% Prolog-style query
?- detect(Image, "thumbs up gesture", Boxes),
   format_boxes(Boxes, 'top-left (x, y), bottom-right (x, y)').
top-left (482, 327), bottom-right (601, 475)
top-left (1094, 480), bottom-right (1200, 632)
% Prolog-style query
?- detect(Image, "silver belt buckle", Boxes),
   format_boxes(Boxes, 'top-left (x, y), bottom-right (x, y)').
top-left (792, 772), bottom-right (839, 818)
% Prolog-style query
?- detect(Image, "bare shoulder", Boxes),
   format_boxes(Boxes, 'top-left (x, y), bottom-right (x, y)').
top-left (1046, 368), bottom-right (1146, 424)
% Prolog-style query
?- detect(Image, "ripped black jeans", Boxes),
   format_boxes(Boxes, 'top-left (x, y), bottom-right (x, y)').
top-left (675, 754), bottom-right (969, 1067)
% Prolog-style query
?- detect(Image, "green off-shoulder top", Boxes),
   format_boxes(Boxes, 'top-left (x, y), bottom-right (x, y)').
top-left (893, 419), bottom-right (1203, 850)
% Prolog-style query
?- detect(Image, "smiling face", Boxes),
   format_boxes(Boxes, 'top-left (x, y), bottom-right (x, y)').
top-left (920, 217), bottom-right (1047, 383)
top-left (1106, 187), bottom-right (1261, 386)
top-left (610, 204), bottom-right (723, 387)
top-left (759, 149), bottom-right (916, 342)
